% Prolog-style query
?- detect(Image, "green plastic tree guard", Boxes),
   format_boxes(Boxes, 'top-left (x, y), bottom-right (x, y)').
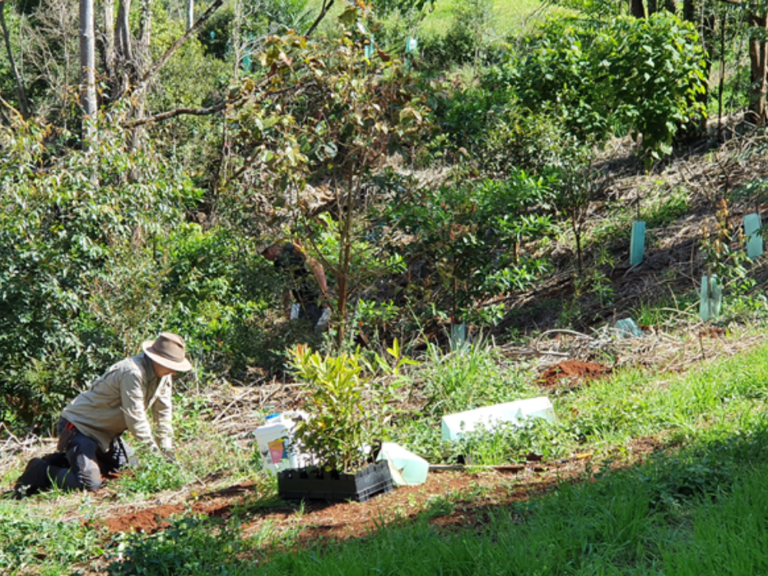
top-left (365, 34), bottom-right (375, 59)
top-left (450, 322), bottom-right (469, 349)
top-left (405, 38), bottom-right (417, 69)
top-left (743, 213), bottom-right (763, 260)
top-left (699, 275), bottom-right (722, 321)
top-left (615, 318), bottom-right (644, 338)
top-left (630, 221), bottom-right (646, 266)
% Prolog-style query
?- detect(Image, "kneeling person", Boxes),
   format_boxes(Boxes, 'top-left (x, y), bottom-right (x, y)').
top-left (15, 333), bottom-right (192, 495)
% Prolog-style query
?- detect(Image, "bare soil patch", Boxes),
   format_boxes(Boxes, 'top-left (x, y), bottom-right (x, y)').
top-left (94, 438), bottom-right (662, 542)
top-left (538, 360), bottom-right (612, 389)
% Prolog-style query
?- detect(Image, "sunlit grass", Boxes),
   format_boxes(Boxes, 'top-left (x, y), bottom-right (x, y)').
top-left (6, 335), bottom-right (768, 574)
top-left (419, 0), bottom-right (544, 35)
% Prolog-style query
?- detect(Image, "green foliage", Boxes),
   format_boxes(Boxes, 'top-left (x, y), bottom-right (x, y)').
top-left (0, 502), bottom-right (103, 574)
top-left (150, 7), bottom-right (230, 179)
top-left (113, 449), bottom-right (192, 495)
top-left (289, 343), bottom-right (406, 472)
top-left (109, 517), bottom-right (246, 576)
top-left (505, 12), bottom-right (707, 161)
top-left (0, 118), bottom-right (200, 426)
top-left (420, 338), bottom-right (534, 417)
top-left (419, 0), bottom-right (495, 71)
top-left (298, 211), bottom-right (406, 331)
top-left (162, 224), bottom-right (275, 375)
top-left (374, 172), bottom-right (552, 322)
top-left (456, 419), bottom-right (569, 464)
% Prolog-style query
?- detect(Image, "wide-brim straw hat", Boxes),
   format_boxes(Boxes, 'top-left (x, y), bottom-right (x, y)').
top-left (142, 332), bottom-right (193, 372)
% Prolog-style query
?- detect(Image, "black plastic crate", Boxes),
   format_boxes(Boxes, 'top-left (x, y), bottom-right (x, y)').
top-left (277, 460), bottom-right (393, 503)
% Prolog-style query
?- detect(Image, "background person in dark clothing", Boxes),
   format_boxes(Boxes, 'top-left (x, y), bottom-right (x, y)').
top-left (263, 241), bottom-right (331, 329)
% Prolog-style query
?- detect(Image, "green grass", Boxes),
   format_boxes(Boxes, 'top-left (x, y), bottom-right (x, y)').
top-left (106, 429), bottom-right (768, 575)
top-left (6, 334), bottom-right (768, 574)
top-left (306, 0), bottom-right (544, 38)
top-left (419, 0), bottom-right (543, 36)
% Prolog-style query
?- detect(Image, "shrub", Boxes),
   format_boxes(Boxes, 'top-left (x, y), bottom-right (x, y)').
top-left (504, 12), bottom-right (707, 161)
top-left (373, 172), bottom-right (553, 324)
top-left (289, 343), bottom-right (407, 472)
top-left (0, 119), bottom-right (199, 427)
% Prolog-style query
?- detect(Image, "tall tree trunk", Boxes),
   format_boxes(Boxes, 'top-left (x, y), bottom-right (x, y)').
top-left (630, 0), bottom-right (645, 19)
top-left (114, 0), bottom-right (132, 99)
top-left (131, 0), bottom-right (151, 142)
top-left (100, 0), bottom-right (115, 97)
top-left (683, 0), bottom-right (694, 22)
top-left (748, 13), bottom-right (768, 125)
top-left (187, 0), bottom-right (193, 30)
top-left (0, 0), bottom-right (31, 118)
top-left (80, 0), bottom-right (97, 124)
top-left (138, 0), bottom-right (151, 68)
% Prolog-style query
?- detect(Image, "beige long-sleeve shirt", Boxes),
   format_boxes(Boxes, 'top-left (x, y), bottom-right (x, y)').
top-left (61, 353), bottom-right (173, 453)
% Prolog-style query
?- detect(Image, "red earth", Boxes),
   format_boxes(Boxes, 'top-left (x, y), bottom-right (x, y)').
top-left (94, 436), bottom-right (662, 542)
top-left (538, 360), bottom-right (612, 389)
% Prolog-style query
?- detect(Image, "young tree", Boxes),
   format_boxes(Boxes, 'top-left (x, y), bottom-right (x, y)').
top-left (221, 7), bottom-right (429, 341)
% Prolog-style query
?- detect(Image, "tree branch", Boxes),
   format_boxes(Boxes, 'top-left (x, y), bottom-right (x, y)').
top-left (131, 0), bottom-right (224, 101)
top-left (0, 0), bottom-right (31, 118)
top-left (122, 100), bottom-right (231, 128)
top-left (305, 0), bottom-right (334, 38)
top-left (124, 80), bottom-right (314, 128)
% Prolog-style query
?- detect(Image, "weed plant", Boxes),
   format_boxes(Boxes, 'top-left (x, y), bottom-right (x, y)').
top-left (420, 338), bottom-right (536, 417)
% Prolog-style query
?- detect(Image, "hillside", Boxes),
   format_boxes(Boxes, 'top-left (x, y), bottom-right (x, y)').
top-left (4, 0), bottom-right (768, 573)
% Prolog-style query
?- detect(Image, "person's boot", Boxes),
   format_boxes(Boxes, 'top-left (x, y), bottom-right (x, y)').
top-left (13, 458), bottom-right (51, 498)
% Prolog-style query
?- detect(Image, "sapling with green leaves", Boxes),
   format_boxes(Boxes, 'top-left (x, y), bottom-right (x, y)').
top-left (288, 340), bottom-right (411, 473)
top-left (224, 4), bottom-right (430, 343)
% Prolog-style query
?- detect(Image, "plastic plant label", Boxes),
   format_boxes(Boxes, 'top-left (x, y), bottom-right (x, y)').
top-left (630, 221), bottom-right (646, 266)
top-left (699, 275), bottom-right (723, 321)
top-left (268, 440), bottom-right (285, 464)
top-left (406, 38), bottom-right (418, 53)
top-left (744, 213), bottom-right (763, 260)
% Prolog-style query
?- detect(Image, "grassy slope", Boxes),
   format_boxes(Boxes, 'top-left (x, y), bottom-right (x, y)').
top-left (306, 0), bottom-right (543, 36)
top-left (419, 0), bottom-right (542, 35)
top-left (4, 329), bottom-right (768, 574)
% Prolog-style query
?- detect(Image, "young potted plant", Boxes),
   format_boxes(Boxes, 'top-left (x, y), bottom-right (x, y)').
top-left (277, 343), bottom-right (407, 502)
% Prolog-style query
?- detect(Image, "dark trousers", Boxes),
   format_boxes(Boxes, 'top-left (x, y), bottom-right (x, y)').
top-left (51, 418), bottom-right (136, 491)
